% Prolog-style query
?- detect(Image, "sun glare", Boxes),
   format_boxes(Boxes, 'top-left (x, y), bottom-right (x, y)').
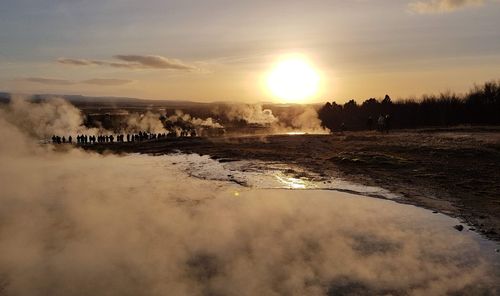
top-left (267, 57), bottom-right (320, 103)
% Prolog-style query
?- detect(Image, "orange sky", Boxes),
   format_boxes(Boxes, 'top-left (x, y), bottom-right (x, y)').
top-left (1, 0), bottom-right (499, 103)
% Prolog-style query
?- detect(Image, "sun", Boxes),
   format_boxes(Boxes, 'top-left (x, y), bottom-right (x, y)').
top-left (267, 56), bottom-right (320, 103)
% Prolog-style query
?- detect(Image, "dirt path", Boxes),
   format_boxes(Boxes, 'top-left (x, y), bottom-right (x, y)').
top-left (83, 129), bottom-right (500, 241)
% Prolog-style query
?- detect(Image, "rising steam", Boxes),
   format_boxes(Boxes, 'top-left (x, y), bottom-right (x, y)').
top-left (0, 96), bottom-right (100, 138)
top-left (0, 96), bottom-right (497, 295)
top-left (221, 104), bottom-right (279, 125)
top-left (125, 111), bottom-right (166, 133)
top-left (215, 104), bottom-right (329, 134)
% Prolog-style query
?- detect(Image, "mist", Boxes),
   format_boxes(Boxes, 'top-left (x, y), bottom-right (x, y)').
top-left (125, 111), bottom-right (167, 133)
top-left (0, 97), bottom-right (498, 295)
top-left (0, 96), bottom-right (99, 138)
top-left (214, 103), bottom-right (329, 134)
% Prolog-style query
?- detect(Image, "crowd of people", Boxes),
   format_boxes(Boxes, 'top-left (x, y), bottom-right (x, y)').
top-left (51, 131), bottom-right (189, 145)
top-left (51, 135), bottom-right (72, 144)
top-left (339, 114), bottom-right (391, 134)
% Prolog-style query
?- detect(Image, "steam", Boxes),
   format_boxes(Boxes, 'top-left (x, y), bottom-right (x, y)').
top-left (0, 96), bottom-right (100, 138)
top-left (217, 104), bottom-right (329, 134)
top-left (0, 98), bottom-right (498, 295)
top-left (167, 110), bottom-right (224, 129)
top-left (125, 111), bottom-right (166, 133)
top-left (222, 104), bottom-right (279, 125)
top-left (0, 97), bottom-right (327, 140)
top-left (284, 106), bottom-right (329, 134)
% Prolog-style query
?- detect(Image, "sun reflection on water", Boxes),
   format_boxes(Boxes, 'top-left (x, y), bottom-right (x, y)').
top-left (275, 174), bottom-right (310, 189)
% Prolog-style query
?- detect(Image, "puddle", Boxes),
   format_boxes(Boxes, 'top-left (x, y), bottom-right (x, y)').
top-left (167, 153), bottom-right (400, 199)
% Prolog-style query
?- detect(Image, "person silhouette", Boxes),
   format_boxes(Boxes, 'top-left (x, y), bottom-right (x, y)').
top-left (366, 116), bottom-right (373, 130)
top-left (384, 114), bottom-right (391, 133)
top-left (377, 115), bottom-right (385, 132)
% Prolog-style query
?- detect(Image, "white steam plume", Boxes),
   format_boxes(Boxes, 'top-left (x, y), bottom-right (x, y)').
top-left (0, 96), bottom-right (101, 138)
top-left (218, 104), bottom-right (328, 134)
top-left (281, 106), bottom-right (329, 134)
top-left (221, 104), bottom-right (279, 125)
top-left (125, 111), bottom-right (166, 133)
top-left (168, 110), bottom-right (224, 129)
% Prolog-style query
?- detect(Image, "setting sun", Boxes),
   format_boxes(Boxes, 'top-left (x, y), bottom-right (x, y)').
top-left (267, 57), bottom-right (320, 103)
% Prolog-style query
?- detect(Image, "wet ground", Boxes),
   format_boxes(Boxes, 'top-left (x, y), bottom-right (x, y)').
top-left (83, 127), bottom-right (500, 241)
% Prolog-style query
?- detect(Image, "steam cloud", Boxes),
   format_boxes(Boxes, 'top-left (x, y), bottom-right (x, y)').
top-left (217, 104), bottom-right (329, 134)
top-left (222, 104), bottom-right (279, 125)
top-left (125, 111), bottom-right (167, 133)
top-left (0, 96), bottom-right (100, 138)
top-left (409, 0), bottom-right (485, 13)
top-left (0, 99), bottom-right (498, 295)
top-left (122, 110), bottom-right (223, 136)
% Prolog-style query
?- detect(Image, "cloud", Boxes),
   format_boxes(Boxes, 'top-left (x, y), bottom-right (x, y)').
top-left (409, 0), bottom-right (485, 13)
top-left (57, 55), bottom-right (197, 71)
top-left (20, 77), bottom-right (133, 86)
top-left (82, 78), bottom-right (133, 86)
top-left (57, 58), bottom-right (104, 66)
top-left (114, 55), bottom-right (197, 70)
top-left (22, 77), bottom-right (75, 85)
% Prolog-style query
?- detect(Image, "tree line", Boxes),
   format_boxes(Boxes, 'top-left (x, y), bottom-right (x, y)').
top-left (318, 80), bottom-right (500, 131)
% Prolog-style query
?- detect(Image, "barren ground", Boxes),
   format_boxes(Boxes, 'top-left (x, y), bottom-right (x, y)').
top-left (83, 127), bottom-right (500, 241)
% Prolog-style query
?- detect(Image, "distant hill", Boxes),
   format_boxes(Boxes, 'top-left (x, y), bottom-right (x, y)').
top-left (0, 92), bottom-right (213, 110)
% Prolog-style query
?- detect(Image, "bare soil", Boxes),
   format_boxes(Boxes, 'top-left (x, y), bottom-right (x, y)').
top-left (83, 127), bottom-right (500, 241)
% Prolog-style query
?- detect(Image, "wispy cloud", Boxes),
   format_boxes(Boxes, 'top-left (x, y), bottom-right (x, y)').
top-left (57, 55), bottom-right (197, 71)
top-left (22, 77), bottom-right (75, 85)
top-left (82, 79), bottom-right (133, 86)
top-left (409, 0), bottom-right (485, 13)
top-left (56, 58), bottom-right (103, 66)
top-left (114, 55), bottom-right (197, 70)
top-left (19, 77), bottom-right (133, 86)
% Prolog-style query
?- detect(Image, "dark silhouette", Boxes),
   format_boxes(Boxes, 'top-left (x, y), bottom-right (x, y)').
top-left (318, 81), bottom-right (500, 131)
top-left (377, 115), bottom-right (385, 132)
top-left (366, 116), bottom-right (373, 130)
top-left (384, 114), bottom-right (391, 133)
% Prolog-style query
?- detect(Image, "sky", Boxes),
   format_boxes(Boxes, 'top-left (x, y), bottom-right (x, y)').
top-left (0, 0), bottom-right (499, 103)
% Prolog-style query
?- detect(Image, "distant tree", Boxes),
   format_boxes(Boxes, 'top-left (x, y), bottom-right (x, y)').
top-left (317, 80), bottom-right (500, 131)
top-left (382, 94), bottom-right (392, 105)
top-left (343, 99), bottom-right (357, 111)
top-left (362, 98), bottom-right (378, 108)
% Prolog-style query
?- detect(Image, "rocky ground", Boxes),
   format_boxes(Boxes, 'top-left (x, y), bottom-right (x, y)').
top-left (83, 127), bottom-right (500, 241)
